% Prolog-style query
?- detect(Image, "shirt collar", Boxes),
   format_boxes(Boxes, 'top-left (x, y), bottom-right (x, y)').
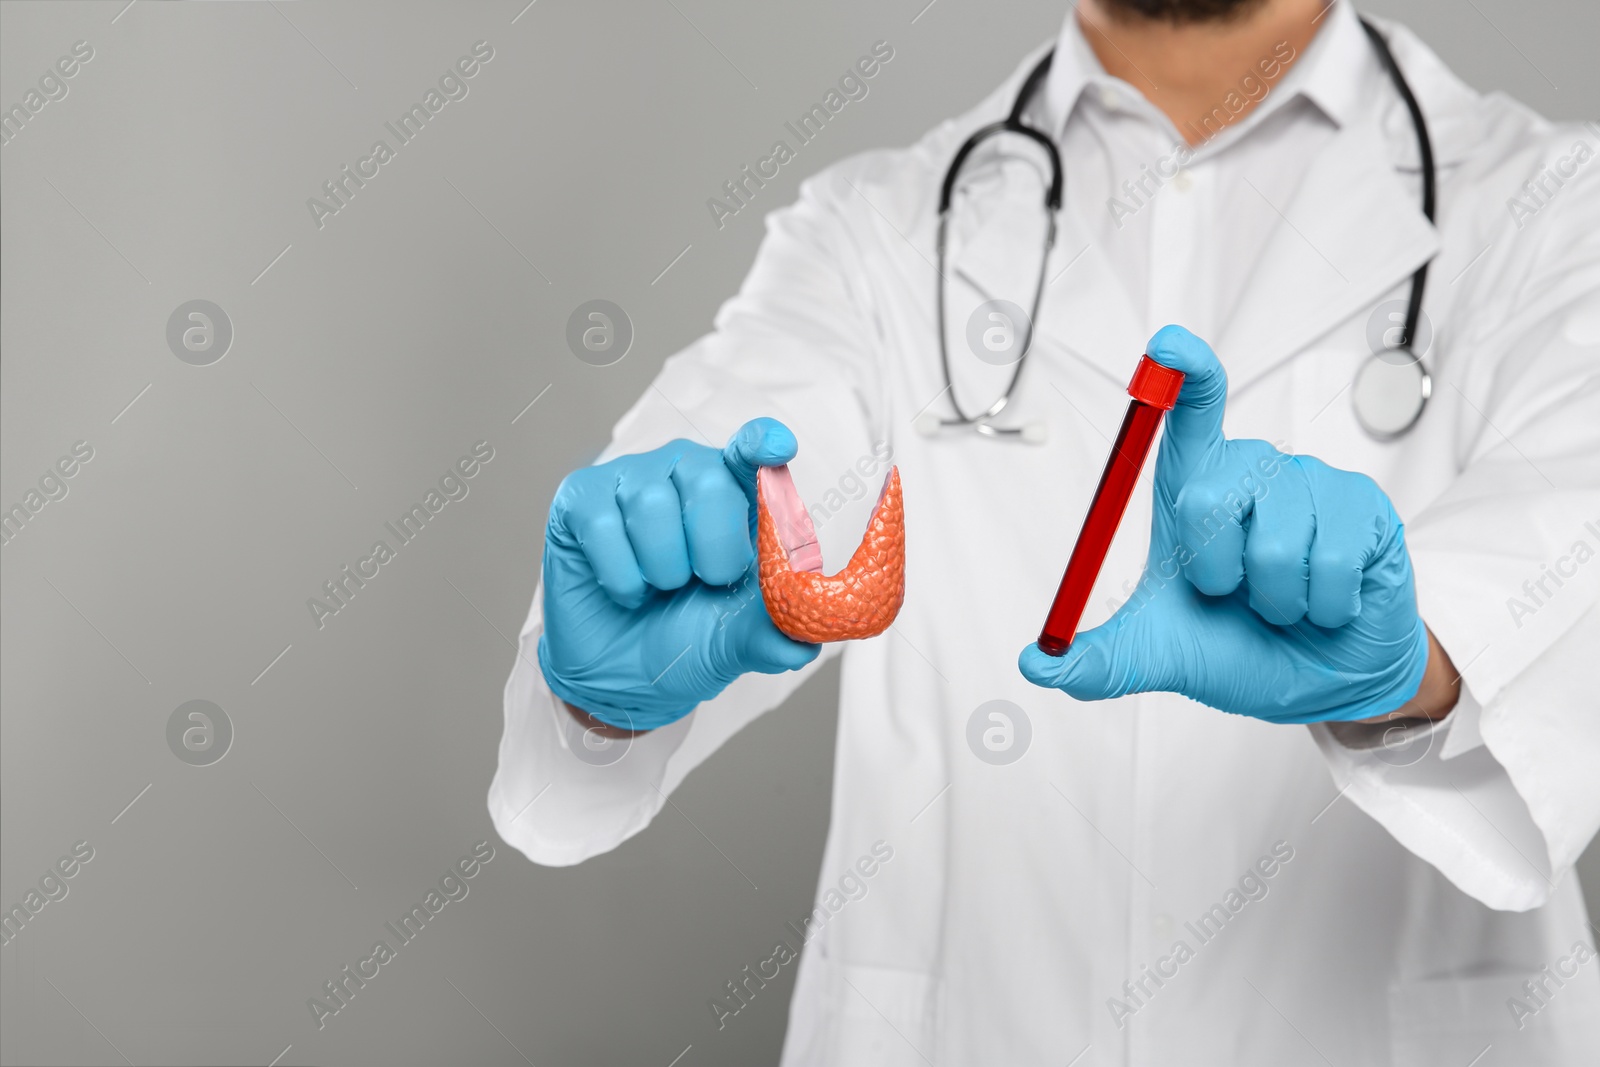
top-left (1040, 8), bottom-right (1109, 137)
top-left (1040, 0), bottom-right (1370, 144)
top-left (1282, 0), bottom-right (1369, 130)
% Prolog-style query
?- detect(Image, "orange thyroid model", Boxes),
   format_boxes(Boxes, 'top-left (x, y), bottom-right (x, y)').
top-left (756, 464), bottom-right (905, 643)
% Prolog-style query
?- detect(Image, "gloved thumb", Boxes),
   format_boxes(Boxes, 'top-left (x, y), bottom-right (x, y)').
top-left (1017, 614), bottom-right (1148, 702)
top-left (732, 610), bottom-right (821, 675)
top-left (1146, 325), bottom-right (1230, 497)
top-left (722, 417), bottom-right (799, 504)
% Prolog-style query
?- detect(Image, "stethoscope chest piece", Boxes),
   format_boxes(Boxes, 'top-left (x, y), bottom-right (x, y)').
top-left (1352, 346), bottom-right (1431, 439)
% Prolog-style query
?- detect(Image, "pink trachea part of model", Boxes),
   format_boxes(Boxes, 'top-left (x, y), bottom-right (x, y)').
top-left (756, 464), bottom-right (905, 643)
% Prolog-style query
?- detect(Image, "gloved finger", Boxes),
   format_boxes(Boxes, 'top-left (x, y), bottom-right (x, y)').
top-left (615, 468), bottom-right (693, 591)
top-left (1174, 466), bottom-right (1252, 596)
top-left (672, 447), bottom-right (755, 586)
top-left (730, 609), bottom-right (821, 674)
top-left (564, 492), bottom-right (649, 609)
top-left (1303, 459), bottom-right (1390, 628)
top-left (1307, 525), bottom-right (1368, 629)
top-left (1145, 326), bottom-right (1230, 502)
top-left (721, 417), bottom-right (800, 504)
top-left (1242, 458), bottom-right (1316, 626)
top-left (1017, 611), bottom-right (1155, 701)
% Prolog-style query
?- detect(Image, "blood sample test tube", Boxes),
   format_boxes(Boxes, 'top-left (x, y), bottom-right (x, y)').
top-left (1037, 355), bottom-right (1186, 656)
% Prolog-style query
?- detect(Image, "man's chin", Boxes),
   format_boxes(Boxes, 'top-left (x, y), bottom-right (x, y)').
top-left (1095, 0), bottom-right (1272, 24)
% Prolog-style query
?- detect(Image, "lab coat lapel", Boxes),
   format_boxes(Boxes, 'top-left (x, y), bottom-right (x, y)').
top-left (941, 156), bottom-right (1148, 421)
top-left (951, 181), bottom-right (1147, 392)
top-left (1216, 115), bottom-right (1440, 396)
top-left (1032, 209), bottom-right (1149, 390)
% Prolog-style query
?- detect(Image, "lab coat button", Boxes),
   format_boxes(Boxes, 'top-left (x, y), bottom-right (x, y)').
top-left (1172, 169), bottom-right (1193, 192)
top-left (1099, 86), bottom-right (1119, 111)
top-left (1154, 913), bottom-right (1175, 940)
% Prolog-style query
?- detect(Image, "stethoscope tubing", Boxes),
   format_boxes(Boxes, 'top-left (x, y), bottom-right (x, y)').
top-left (930, 17), bottom-right (1436, 441)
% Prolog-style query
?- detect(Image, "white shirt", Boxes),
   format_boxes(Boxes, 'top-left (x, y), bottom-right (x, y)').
top-left (491, 3), bottom-right (1600, 1063)
top-left (1042, 1), bottom-right (1357, 338)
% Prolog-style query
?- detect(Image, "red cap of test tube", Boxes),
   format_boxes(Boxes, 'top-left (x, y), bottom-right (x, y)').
top-left (1127, 354), bottom-right (1185, 410)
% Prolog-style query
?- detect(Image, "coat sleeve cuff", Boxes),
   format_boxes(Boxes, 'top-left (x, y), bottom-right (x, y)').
top-left (1310, 709), bottom-right (1555, 911)
top-left (488, 619), bottom-right (693, 867)
top-left (487, 584), bottom-right (839, 867)
top-left (1308, 608), bottom-right (1600, 912)
top-left (1320, 683), bottom-right (1485, 761)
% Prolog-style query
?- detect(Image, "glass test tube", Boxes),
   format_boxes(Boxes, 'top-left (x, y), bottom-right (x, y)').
top-left (1037, 355), bottom-right (1186, 656)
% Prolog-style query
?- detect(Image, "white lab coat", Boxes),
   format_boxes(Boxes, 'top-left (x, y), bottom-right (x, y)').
top-left (490, 12), bottom-right (1600, 1065)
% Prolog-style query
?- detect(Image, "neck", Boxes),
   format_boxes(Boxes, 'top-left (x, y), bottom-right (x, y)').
top-left (1077, 0), bottom-right (1331, 146)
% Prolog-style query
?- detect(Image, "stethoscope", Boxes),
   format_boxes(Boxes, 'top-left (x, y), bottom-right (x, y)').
top-left (919, 17), bottom-right (1436, 443)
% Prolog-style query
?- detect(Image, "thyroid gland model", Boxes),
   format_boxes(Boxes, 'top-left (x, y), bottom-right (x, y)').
top-left (755, 464), bottom-right (905, 643)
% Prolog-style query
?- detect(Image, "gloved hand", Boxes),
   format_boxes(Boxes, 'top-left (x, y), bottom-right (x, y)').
top-left (538, 418), bottom-right (820, 731)
top-left (1019, 326), bottom-right (1430, 724)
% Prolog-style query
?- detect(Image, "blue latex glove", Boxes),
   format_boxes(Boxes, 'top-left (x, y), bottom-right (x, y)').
top-left (537, 418), bottom-right (820, 731)
top-left (1019, 326), bottom-right (1430, 724)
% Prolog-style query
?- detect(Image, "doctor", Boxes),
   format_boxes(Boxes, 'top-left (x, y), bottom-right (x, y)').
top-left (491, 0), bottom-right (1600, 1062)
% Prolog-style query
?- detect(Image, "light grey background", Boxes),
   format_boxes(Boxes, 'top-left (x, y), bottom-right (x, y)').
top-left (1, 2), bottom-right (1594, 1064)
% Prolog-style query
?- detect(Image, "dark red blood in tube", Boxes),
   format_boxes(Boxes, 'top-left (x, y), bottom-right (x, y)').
top-left (1038, 355), bottom-right (1185, 656)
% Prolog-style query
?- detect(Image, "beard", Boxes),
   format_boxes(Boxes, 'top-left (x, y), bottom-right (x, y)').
top-left (1097, 0), bottom-right (1271, 23)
